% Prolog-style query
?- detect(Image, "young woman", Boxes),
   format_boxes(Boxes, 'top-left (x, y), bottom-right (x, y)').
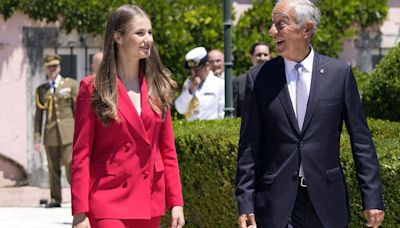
top-left (71, 5), bottom-right (184, 228)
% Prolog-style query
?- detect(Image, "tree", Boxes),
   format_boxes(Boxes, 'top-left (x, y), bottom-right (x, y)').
top-left (137, 0), bottom-right (224, 85)
top-left (232, 0), bottom-right (388, 75)
top-left (0, 0), bottom-right (388, 85)
top-left (0, 0), bottom-right (224, 86)
top-left (233, 0), bottom-right (275, 75)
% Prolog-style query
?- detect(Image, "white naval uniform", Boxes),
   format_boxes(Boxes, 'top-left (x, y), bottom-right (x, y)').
top-left (175, 71), bottom-right (225, 121)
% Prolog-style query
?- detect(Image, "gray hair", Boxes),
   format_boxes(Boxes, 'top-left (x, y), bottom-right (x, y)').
top-left (276, 0), bottom-right (321, 33)
top-left (295, 0), bottom-right (320, 33)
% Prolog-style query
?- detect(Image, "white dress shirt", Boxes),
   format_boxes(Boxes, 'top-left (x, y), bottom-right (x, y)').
top-left (284, 48), bottom-right (314, 116)
top-left (175, 71), bottom-right (225, 121)
top-left (48, 74), bottom-right (62, 93)
top-left (284, 47), bottom-right (314, 178)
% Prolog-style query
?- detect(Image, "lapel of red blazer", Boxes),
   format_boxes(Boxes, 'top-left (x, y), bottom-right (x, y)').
top-left (117, 75), bottom-right (151, 146)
top-left (138, 73), bottom-right (157, 136)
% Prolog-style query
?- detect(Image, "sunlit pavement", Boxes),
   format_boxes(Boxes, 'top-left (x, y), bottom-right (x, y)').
top-left (0, 205), bottom-right (72, 228)
top-left (0, 186), bottom-right (72, 228)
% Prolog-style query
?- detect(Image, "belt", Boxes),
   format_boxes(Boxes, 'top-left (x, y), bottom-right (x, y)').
top-left (299, 177), bottom-right (308, 188)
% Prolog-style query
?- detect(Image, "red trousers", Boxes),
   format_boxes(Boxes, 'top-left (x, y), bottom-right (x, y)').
top-left (89, 217), bottom-right (160, 228)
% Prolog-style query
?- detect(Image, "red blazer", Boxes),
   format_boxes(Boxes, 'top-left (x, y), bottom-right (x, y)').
top-left (71, 75), bottom-right (183, 219)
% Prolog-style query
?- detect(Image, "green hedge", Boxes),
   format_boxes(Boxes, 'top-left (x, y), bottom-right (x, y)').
top-left (352, 67), bottom-right (370, 97)
top-left (363, 44), bottom-right (400, 121)
top-left (161, 118), bottom-right (400, 228)
top-left (340, 118), bottom-right (400, 227)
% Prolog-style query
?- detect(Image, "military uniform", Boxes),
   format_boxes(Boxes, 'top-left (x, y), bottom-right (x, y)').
top-left (175, 46), bottom-right (225, 121)
top-left (34, 55), bottom-right (77, 206)
top-left (175, 71), bottom-right (225, 121)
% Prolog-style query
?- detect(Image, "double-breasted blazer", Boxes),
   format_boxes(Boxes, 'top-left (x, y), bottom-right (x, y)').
top-left (71, 75), bottom-right (183, 219)
top-left (235, 54), bottom-right (384, 228)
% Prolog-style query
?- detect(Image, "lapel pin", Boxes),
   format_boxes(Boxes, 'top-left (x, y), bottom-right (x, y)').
top-left (320, 69), bottom-right (324, 74)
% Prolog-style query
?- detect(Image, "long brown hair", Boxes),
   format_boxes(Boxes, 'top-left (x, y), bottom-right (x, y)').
top-left (93, 4), bottom-right (176, 126)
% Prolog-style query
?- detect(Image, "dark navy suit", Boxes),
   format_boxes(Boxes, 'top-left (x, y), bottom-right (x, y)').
top-left (235, 54), bottom-right (384, 228)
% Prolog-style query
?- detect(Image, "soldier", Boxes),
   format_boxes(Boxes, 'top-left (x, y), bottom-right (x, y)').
top-left (34, 54), bottom-right (77, 208)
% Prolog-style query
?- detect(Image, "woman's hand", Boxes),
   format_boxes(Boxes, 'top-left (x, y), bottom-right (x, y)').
top-left (72, 213), bottom-right (90, 228)
top-left (170, 206), bottom-right (185, 228)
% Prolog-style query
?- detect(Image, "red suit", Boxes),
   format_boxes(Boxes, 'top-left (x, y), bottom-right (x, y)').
top-left (71, 75), bottom-right (183, 219)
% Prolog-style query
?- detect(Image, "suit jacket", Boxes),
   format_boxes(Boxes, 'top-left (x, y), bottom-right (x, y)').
top-left (71, 76), bottom-right (184, 219)
top-left (34, 76), bottom-right (77, 146)
top-left (233, 74), bottom-right (246, 117)
top-left (233, 67), bottom-right (260, 117)
top-left (235, 54), bottom-right (384, 228)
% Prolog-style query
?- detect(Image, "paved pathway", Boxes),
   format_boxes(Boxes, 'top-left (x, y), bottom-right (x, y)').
top-left (0, 206), bottom-right (72, 228)
top-left (0, 186), bottom-right (72, 227)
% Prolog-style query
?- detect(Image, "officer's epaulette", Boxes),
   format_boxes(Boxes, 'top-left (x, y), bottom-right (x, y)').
top-left (38, 83), bottom-right (50, 91)
top-left (62, 77), bottom-right (77, 82)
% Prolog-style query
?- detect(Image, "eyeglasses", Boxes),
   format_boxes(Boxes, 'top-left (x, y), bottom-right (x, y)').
top-left (255, 53), bottom-right (269, 57)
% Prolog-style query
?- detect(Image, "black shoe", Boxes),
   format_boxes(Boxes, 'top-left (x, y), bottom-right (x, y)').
top-left (46, 202), bottom-right (61, 208)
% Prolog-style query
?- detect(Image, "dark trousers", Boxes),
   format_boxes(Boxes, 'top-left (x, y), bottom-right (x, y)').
top-left (287, 185), bottom-right (323, 228)
top-left (45, 144), bottom-right (72, 203)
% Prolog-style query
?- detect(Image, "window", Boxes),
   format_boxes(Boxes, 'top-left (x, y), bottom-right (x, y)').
top-left (43, 47), bottom-right (101, 82)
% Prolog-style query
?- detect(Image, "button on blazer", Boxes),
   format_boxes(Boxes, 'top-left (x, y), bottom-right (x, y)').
top-left (71, 75), bottom-right (183, 219)
top-left (236, 54), bottom-right (383, 228)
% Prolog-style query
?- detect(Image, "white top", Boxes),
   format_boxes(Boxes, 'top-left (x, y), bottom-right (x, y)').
top-left (284, 48), bottom-right (314, 116)
top-left (175, 71), bottom-right (225, 121)
top-left (284, 48), bottom-right (314, 178)
top-left (215, 71), bottom-right (225, 79)
top-left (47, 74), bottom-right (62, 93)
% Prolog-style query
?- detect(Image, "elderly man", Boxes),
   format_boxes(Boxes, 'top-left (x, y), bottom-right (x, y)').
top-left (34, 54), bottom-right (77, 208)
top-left (208, 49), bottom-right (225, 78)
top-left (90, 51), bottom-right (103, 76)
top-left (233, 42), bottom-right (271, 117)
top-left (175, 47), bottom-right (224, 121)
top-left (235, 0), bottom-right (384, 227)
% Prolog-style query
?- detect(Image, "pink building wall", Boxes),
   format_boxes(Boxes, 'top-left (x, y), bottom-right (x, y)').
top-left (0, 12), bottom-right (30, 171)
top-left (0, 12), bottom-right (58, 184)
top-left (339, 0), bottom-right (399, 69)
top-left (0, 11), bottom-right (101, 186)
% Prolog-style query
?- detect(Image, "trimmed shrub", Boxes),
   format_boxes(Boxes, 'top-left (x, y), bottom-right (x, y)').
top-left (340, 118), bottom-right (400, 227)
top-left (363, 44), bottom-right (400, 121)
top-left (160, 118), bottom-right (400, 227)
top-left (352, 67), bottom-right (370, 97)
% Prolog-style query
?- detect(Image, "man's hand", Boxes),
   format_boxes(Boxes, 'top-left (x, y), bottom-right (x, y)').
top-left (170, 205), bottom-right (185, 228)
top-left (238, 213), bottom-right (256, 228)
top-left (188, 76), bottom-right (201, 94)
top-left (363, 209), bottom-right (384, 228)
top-left (72, 213), bottom-right (90, 228)
top-left (34, 143), bottom-right (42, 152)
